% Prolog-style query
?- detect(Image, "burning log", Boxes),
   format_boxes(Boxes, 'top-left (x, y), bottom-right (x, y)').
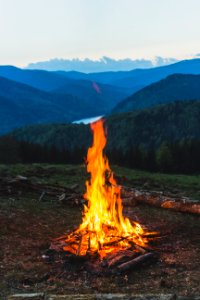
top-left (117, 252), bottom-right (157, 272)
top-left (76, 235), bottom-right (83, 256)
top-left (122, 188), bottom-right (200, 215)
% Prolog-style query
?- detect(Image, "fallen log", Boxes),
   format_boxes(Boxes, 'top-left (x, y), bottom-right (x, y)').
top-left (121, 197), bottom-right (137, 207)
top-left (117, 252), bottom-right (156, 272)
top-left (122, 188), bottom-right (200, 215)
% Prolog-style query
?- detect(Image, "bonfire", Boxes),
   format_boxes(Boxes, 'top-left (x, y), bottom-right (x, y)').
top-left (60, 119), bottom-right (153, 262)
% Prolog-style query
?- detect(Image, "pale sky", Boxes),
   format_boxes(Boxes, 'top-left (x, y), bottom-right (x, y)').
top-left (0, 0), bottom-right (200, 66)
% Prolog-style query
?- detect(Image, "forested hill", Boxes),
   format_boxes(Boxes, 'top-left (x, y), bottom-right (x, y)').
top-left (11, 100), bottom-right (200, 151)
top-left (0, 76), bottom-right (99, 135)
top-left (0, 75), bottom-right (126, 135)
top-left (113, 74), bottom-right (200, 113)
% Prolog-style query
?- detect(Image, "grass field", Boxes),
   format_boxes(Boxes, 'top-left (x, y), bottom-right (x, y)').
top-left (1, 163), bottom-right (200, 200)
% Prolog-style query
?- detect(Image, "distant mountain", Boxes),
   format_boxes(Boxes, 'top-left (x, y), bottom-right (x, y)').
top-left (0, 66), bottom-right (69, 92)
top-left (2, 59), bottom-right (200, 135)
top-left (55, 70), bottom-right (141, 95)
top-left (54, 58), bottom-right (200, 93)
top-left (53, 79), bottom-right (129, 112)
top-left (26, 56), bottom-right (177, 73)
top-left (11, 100), bottom-right (200, 150)
top-left (2, 58), bottom-right (200, 96)
top-left (0, 76), bottom-right (116, 135)
top-left (113, 74), bottom-right (200, 113)
top-left (0, 66), bottom-right (130, 108)
top-left (109, 59), bottom-right (200, 89)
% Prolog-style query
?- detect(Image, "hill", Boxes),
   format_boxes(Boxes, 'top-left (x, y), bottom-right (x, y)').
top-left (0, 76), bottom-right (112, 135)
top-left (0, 66), bottom-right (129, 110)
top-left (53, 79), bottom-right (128, 111)
top-left (8, 100), bottom-right (200, 173)
top-left (0, 66), bottom-right (69, 91)
top-left (11, 100), bottom-right (200, 150)
top-left (112, 74), bottom-right (200, 113)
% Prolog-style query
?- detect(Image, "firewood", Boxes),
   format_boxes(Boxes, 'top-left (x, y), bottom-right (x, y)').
top-left (117, 252), bottom-right (156, 272)
top-left (103, 236), bottom-right (128, 247)
top-left (122, 187), bottom-right (200, 214)
top-left (107, 250), bottom-right (138, 268)
top-left (76, 235), bottom-right (83, 256)
top-left (121, 197), bottom-right (137, 206)
top-left (134, 244), bottom-right (146, 254)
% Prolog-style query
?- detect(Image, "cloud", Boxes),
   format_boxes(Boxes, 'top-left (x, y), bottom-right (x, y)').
top-left (26, 56), bottom-right (179, 73)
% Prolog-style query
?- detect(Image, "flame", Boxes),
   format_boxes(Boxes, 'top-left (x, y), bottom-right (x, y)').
top-left (63, 119), bottom-right (149, 258)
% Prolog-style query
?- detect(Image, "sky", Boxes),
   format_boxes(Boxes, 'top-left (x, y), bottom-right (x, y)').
top-left (0, 0), bottom-right (200, 66)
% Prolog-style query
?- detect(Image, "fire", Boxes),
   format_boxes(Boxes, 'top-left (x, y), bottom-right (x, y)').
top-left (63, 119), bottom-right (149, 258)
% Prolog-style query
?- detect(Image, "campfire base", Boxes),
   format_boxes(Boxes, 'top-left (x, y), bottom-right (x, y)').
top-left (46, 238), bottom-right (158, 275)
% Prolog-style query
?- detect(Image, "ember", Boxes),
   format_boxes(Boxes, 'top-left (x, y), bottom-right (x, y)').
top-left (54, 119), bottom-right (156, 267)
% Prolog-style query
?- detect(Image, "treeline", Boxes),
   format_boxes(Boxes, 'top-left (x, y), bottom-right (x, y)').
top-left (108, 140), bottom-right (200, 173)
top-left (12, 101), bottom-right (200, 152)
top-left (1, 136), bottom-right (200, 174)
top-left (0, 136), bottom-right (87, 164)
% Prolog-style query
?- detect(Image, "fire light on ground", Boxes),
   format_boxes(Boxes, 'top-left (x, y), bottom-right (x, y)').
top-left (61, 119), bottom-right (154, 259)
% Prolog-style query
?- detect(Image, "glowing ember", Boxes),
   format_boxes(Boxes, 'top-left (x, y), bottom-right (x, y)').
top-left (63, 119), bottom-right (151, 258)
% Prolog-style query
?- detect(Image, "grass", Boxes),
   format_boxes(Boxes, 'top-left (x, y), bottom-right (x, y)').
top-left (113, 165), bottom-right (200, 200)
top-left (1, 163), bottom-right (200, 200)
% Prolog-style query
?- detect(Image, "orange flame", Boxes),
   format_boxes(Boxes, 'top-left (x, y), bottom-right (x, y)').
top-left (64, 119), bottom-right (149, 258)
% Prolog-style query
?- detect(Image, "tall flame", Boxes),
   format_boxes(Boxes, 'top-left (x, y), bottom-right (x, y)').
top-left (64, 119), bottom-right (148, 257)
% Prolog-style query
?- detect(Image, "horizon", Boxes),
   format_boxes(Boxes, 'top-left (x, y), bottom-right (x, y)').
top-left (1, 55), bottom-right (200, 73)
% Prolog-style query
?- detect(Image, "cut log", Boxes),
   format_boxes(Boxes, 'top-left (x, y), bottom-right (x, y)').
top-left (122, 187), bottom-right (200, 215)
top-left (122, 197), bottom-right (137, 206)
top-left (117, 252), bottom-right (156, 272)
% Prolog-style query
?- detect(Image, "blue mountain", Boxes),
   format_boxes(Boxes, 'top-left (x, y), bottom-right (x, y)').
top-left (113, 74), bottom-right (200, 113)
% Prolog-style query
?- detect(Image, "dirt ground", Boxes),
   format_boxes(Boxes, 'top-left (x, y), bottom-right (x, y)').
top-left (0, 166), bottom-right (200, 299)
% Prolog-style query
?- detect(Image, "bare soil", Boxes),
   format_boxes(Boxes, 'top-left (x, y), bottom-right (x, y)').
top-left (0, 165), bottom-right (200, 299)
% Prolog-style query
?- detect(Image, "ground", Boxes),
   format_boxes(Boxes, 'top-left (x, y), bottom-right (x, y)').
top-left (0, 164), bottom-right (200, 299)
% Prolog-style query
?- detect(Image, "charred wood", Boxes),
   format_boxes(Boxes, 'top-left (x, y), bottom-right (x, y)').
top-left (106, 250), bottom-right (138, 268)
top-left (117, 252), bottom-right (157, 272)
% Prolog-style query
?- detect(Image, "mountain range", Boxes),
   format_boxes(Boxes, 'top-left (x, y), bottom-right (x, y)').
top-left (1, 58), bottom-right (200, 135)
top-left (0, 75), bottom-right (129, 135)
top-left (60, 58), bottom-right (200, 91)
top-left (0, 68), bottom-right (129, 134)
